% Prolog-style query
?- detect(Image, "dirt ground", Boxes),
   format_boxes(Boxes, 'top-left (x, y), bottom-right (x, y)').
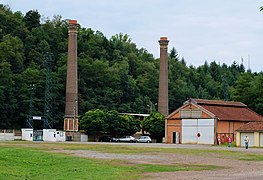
top-left (53, 143), bottom-right (263, 180)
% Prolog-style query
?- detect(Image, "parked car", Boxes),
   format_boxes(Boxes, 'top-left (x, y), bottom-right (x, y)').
top-left (136, 136), bottom-right (152, 143)
top-left (98, 135), bottom-right (117, 142)
top-left (117, 136), bottom-right (136, 143)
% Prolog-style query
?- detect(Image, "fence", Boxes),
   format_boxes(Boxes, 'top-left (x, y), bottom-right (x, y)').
top-left (0, 129), bottom-right (22, 141)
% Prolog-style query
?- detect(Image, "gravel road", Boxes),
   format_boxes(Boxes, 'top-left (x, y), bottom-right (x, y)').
top-left (54, 142), bottom-right (263, 180)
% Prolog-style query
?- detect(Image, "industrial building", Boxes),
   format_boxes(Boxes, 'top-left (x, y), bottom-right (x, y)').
top-left (165, 98), bottom-right (263, 144)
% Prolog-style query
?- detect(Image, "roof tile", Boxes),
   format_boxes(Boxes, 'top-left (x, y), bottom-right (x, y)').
top-left (191, 99), bottom-right (263, 121)
top-left (236, 122), bottom-right (263, 131)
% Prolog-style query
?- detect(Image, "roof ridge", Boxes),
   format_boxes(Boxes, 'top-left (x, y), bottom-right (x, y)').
top-left (189, 98), bottom-right (246, 107)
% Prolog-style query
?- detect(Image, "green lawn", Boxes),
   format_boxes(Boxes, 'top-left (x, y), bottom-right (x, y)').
top-left (2, 141), bottom-right (263, 161)
top-left (0, 142), bottom-right (223, 180)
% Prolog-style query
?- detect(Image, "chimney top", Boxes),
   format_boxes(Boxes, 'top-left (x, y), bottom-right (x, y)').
top-left (69, 20), bottom-right (78, 25)
top-left (159, 37), bottom-right (169, 45)
top-left (160, 37), bottom-right (168, 41)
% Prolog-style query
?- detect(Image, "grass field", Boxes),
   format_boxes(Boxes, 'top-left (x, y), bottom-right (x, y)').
top-left (0, 142), bottom-right (221, 180)
top-left (0, 141), bottom-right (262, 179)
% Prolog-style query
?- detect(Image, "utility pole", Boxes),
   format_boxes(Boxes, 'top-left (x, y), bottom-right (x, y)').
top-left (147, 101), bottom-right (157, 113)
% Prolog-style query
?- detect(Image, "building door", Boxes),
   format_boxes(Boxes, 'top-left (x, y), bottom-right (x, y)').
top-left (182, 119), bottom-right (197, 144)
top-left (33, 130), bottom-right (43, 141)
top-left (172, 132), bottom-right (179, 144)
top-left (241, 133), bottom-right (254, 147)
top-left (182, 119), bottom-right (214, 144)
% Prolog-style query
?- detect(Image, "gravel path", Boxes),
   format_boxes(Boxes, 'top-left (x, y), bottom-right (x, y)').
top-left (53, 143), bottom-right (263, 180)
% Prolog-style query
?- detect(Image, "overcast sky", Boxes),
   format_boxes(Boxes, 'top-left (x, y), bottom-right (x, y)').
top-left (2, 0), bottom-right (263, 72)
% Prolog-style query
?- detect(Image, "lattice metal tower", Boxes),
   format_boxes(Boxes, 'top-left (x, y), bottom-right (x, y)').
top-left (26, 84), bottom-right (35, 128)
top-left (43, 52), bottom-right (54, 129)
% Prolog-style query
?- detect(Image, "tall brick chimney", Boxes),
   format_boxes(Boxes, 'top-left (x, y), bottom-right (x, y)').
top-left (64, 20), bottom-right (79, 134)
top-left (158, 37), bottom-right (169, 116)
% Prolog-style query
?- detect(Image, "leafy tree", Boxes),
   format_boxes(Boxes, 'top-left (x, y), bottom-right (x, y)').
top-left (121, 114), bottom-right (141, 135)
top-left (0, 5), bottom-right (28, 41)
top-left (230, 72), bottom-right (254, 107)
top-left (142, 112), bottom-right (165, 142)
top-left (0, 34), bottom-right (24, 73)
top-left (24, 10), bottom-right (40, 31)
top-left (231, 72), bottom-right (263, 115)
top-left (251, 73), bottom-right (263, 114)
top-left (104, 110), bottom-right (125, 136)
top-left (79, 109), bottom-right (107, 136)
top-left (169, 47), bottom-right (178, 60)
top-left (80, 110), bottom-right (141, 137)
top-left (0, 62), bottom-right (16, 128)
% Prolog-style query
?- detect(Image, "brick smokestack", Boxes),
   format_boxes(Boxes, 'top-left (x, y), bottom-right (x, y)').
top-left (158, 37), bottom-right (169, 117)
top-left (64, 20), bottom-right (79, 133)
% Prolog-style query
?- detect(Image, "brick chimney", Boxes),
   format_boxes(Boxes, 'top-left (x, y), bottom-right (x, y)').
top-left (158, 37), bottom-right (169, 116)
top-left (64, 20), bottom-right (79, 133)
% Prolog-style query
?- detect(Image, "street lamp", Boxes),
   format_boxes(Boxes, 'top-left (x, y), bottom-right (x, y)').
top-left (147, 101), bottom-right (157, 113)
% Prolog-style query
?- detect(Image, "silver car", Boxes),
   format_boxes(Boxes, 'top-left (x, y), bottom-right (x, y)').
top-left (136, 136), bottom-right (152, 143)
top-left (117, 136), bottom-right (136, 143)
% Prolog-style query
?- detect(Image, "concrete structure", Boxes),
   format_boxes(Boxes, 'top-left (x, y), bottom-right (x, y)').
top-left (64, 20), bottom-right (79, 134)
top-left (21, 128), bottom-right (33, 141)
top-left (55, 131), bottom-right (67, 142)
top-left (0, 129), bottom-right (15, 141)
top-left (236, 122), bottom-right (263, 147)
top-left (21, 128), bottom-right (66, 142)
top-left (166, 98), bottom-right (263, 144)
top-left (43, 129), bottom-right (66, 142)
top-left (43, 129), bottom-right (56, 142)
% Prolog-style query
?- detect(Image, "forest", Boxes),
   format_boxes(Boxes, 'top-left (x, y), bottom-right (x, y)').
top-left (0, 4), bottom-right (262, 130)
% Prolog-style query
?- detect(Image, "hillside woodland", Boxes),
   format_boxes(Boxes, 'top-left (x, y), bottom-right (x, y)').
top-left (0, 5), bottom-right (262, 130)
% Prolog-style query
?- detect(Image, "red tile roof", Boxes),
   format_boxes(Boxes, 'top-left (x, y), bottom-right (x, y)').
top-left (192, 99), bottom-right (246, 107)
top-left (190, 99), bottom-right (263, 122)
top-left (236, 122), bottom-right (263, 131)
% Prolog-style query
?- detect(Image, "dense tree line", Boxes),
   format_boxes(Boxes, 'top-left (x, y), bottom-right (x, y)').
top-left (0, 5), bottom-right (262, 130)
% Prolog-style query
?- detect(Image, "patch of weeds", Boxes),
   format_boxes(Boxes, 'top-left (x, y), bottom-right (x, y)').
top-left (238, 154), bottom-right (263, 161)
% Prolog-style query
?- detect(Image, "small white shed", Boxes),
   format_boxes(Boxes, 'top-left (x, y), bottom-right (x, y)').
top-left (21, 128), bottom-right (33, 141)
top-left (43, 129), bottom-right (56, 142)
top-left (55, 131), bottom-right (66, 142)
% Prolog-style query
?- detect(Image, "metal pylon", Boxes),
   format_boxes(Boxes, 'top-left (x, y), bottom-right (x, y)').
top-left (43, 52), bottom-right (54, 129)
top-left (26, 84), bottom-right (35, 128)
